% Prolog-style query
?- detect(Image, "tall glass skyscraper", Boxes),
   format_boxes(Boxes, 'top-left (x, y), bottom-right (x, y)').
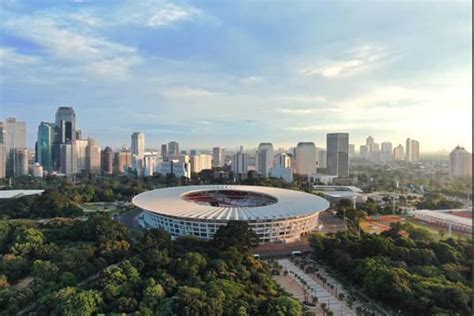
top-left (37, 122), bottom-right (54, 172)
top-left (326, 133), bottom-right (349, 178)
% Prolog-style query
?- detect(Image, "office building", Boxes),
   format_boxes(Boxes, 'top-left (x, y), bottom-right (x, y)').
top-left (405, 138), bottom-right (420, 162)
top-left (168, 154), bottom-right (190, 164)
top-left (295, 142), bottom-right (317, 175)
top-left (161, 144), bottom-right (168, 160)
top-left (115, 148), bottom-right (132, 174)
top-left (360, 145), bottom-right (369, 160)
top-left (157, 160), bottom-right (191, 178)
top-left (74, 139), bottom-right (88, 172)
top-left (55, 107), bottom-right (76, 143)
top-left (274, 152), bottom-right (292, 168)
top-left (366, 136), bottom-right (375, 152)
top-left (191, 154), bottom-right (213, 173)
top-left (144, 154), bottom-right (160, 177)
top-left (256, 143), bottom-right (274, 176)
top-left (30, 163), bottom-right (43, 178)
top-left (232, 148), bottom-right (248, 176)
top-left (316, 148), bottom-right (327, 169)
top-left (168, 141), bottom-right (179, 156)
top-left (102, 146), bottom-right (114, 175)
top-left (212, 147), bottom-right (225, 167)
top-left (449, 146), bottom-right (472, 178)
top-left (393, 144), bottom-right (404, 161)
top-left (37, 122), bottom-right (54, 172)
top-left (349, 144), bottom-right (355, 157)
top-left (326, 133), bottom-right (349, 178)
top-left (131, 132), bottom-right (145, 159)
top-left (85, 138), bottom-right (101, 174)
top-left (3, 118), bottom-right (27, 177)
top-left (60, 143), bottom-right (77, 175)
top-left (14, 148), bottom-right (29, 177)
top-left (0, 144), bottom-right (5, 178)
top-left (381, 142), bottom-right (393, 163)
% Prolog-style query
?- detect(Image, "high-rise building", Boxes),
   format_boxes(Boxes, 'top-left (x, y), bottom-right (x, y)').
top-left (30, 163), bottom-right (43, 178)
top-left (212, 147), bottom-right (225, 168)
top-left (157, 160), bottom-right (191, 178)
top-left (295, 142), bottom-right (317, 175)
top-left (60, 143), bottom-right (77, 175)
top-left (381, 142), bottom-right (393, 163)
top-left (256, 143), bottom-right (274, 176)
top-left (191, 154), bottom-right (213, 173)
top-left (161, 144), bottom-right (168, 160)
top-left (3, 118), bottom-right (27, 177)
top-left (102, 146), bottom-right (114, 175)
top-left (55, 107), bottom-right (76, 143)
top-left (274, 152), bottom-right (292, 168)
top-left (144, 154), bottom-right (160, 177)
top-left (348, 144), bottom-right (355, 157)
top-left (73, 139), bottom-right (88, 172)
top-left (131, 132), bottom-right (145, 159)
top-left (232, 148), bottom-right (248, 175)
top-left (405, 138), bottom-right (420, 162)
top-left (0, 144), bottom-right (5, 179)
top-left (168, 141), bottom-right (179, 156)
top-left (316, 148), bottom-right (327, 169)
top-left (14, 148), bottom-right (29, 177)
top-left (326, 133), bottom-right (349, 178)
top-left (269, 166), bottom-right (293, 183)
top-left (115, 147), bottom-right (132, 174)
top-left (366, 136), bottom-right (375, 152)
top-left (85, 138), bottom-right (101, 174)
top-left (449, 146), bottom-right (472, 178)
top-left (37, 122), bottom-right (54, 172)
top-left (393, 144), bottom-right (404, 161)
top-left (359, 145), bottom-right (369, 160)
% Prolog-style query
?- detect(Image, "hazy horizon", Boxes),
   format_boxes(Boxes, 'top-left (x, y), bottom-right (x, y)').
top-left (1, 0), bottom-right (472, 152)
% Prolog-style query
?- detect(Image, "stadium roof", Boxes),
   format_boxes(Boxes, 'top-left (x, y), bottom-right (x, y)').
top-left (133, 185), bottom-right (330, 221)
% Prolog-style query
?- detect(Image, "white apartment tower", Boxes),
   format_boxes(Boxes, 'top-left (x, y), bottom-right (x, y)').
top-left (295, 142), bottom-right (317, 175)
top-left (449, 146), bottom-right (472, 178)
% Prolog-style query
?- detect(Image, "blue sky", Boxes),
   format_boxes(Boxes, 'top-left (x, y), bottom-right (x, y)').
top-left (0, 0), bottom-right (471, 152)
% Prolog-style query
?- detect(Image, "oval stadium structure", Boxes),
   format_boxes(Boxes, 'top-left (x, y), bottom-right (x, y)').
top-left (133, 185), bottom-right (330, 244)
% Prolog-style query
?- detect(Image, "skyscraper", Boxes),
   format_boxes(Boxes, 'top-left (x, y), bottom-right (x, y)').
top-left (3, 118), bottom-right (27, 177)
top-left (191, 154), bottom-right (213, 173)
top-left (37, 122), bottom-right (54, 172)
top-left (102, 146), bottom-right (114, 175)
top-left (256, 143), bottom-right (274, 176)
top-left (348, 144), bottom-right (355, 157)
top-left (274, 152), bottom-right (291, 168)
top-left (212, 147), bottom-right (225, 167)
top-left (295, 142), bottom-right (317, 175)
top-left (168, 141), bottom-right (179, 156)
top-left (60, 143), bottom-right (77, 175)
top-left (381, 142), bottom-right (393, 163)
top-left (366, 136), bottom-right (375, 152)
top-left (73, 139), bottom-right (88, 172)
top-left (232, 147), bottom-right (248, 176)
top-left (405, 138), bottom-right (420, 162)
top-left (161, 144), bottom-right (168, 160)
top-left (115, 147), bottom-right (132, 174)
top-left (449, 146), bottom-right (472, 178)
top-left (86, 138), bottom-right (101, 174)
top-left (360, 145), bottom-right (369, 160)
top-left (0, 123), bottom-right (6, 178)
top-left (326, 133), bottom-right (349, 178)
top-left (316, 148), bottom-right (327, 169)
top-left (393, 144), bottom-right (404, 161)
top-left (55, 107), bottom-right (76, 143)
top-left (13, 148), bottom-right (29, 177)
top-left (131, 132), bottom-right (145, 159)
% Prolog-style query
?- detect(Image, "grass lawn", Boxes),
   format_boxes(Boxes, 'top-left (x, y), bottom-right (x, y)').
top-left (405, 218), bottom-right (471, 241)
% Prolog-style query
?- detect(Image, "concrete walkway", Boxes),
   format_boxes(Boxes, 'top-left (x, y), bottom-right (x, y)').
top-left (278, 259), bottom-right (356, 316)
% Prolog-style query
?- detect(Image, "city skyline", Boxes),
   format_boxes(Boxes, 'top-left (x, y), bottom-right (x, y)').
top-left (0, 1), bottom-right (471, 152)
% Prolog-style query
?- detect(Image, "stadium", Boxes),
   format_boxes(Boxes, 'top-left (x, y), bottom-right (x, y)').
top-left (133, 185), bottom-right (330, 243)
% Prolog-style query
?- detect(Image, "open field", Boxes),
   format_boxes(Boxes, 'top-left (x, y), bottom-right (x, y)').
top-left (405, 218), bottom-right (471, 240)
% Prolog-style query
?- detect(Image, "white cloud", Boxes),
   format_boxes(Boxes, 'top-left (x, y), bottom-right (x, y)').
top-left (279, 95), bottom-right (328, 103)
top-left (299, 45), bottom-right (386, 78)
top-left (276, 107), bottom-right (341, 115)
top-left (0, 48), bottom-right (40, 65)
top-left (4, 14), bottom-right (140, 78)
top-left (147, 3), bottom-right (201, 27)
top-left (161, 87), bottom-right (223, 98)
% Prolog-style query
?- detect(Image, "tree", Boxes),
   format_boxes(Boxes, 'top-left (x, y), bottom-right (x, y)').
top-left (271, 296), bottom-right (302, 316)
top-left (45, 287), bottom-right (103, 316)
top-left (213, 221), bottom-right (259, 251)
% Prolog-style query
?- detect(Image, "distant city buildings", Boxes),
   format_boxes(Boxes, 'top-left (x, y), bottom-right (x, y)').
top-left (256, 143), bottom-right (274, 176)
top-left (168, 141), bottom-right (179, 156)
top-left (449, 146), bottom-right (472, 178)
top-left (295, 142), bottom-right (317, 175)
top-left (405, 138), bottom-right (420, 162)
top-left (231, 147), bottom-right (248, 177)
top-left (191, 154), bottom-right (213, 173)
top-left (60, 143), bottom-right (77, 175)
top-left (85, 138), bottom-right (101, 174)
top-left (393, 144), bottom-right (404, 161)
top-left (212, 147), bottom-right (225, 168)
top-left (326, 133), bottom-right (349, 178)
top-left (102, 146), bottom-right (114, 175)
top-left (37, 122), bottom-right (54, 172)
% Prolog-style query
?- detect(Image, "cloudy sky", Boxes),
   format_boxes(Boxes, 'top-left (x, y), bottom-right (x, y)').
top-left (0, 0), bottom-right (471, 152)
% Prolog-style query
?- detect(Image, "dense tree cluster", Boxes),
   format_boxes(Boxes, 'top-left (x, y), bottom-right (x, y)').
top-left (0, 216), bottom-right (300, 315)
top-left (309, 227), bottom-right (473, 315)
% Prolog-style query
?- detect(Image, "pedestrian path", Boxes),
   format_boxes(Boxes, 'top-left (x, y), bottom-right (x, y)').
top-left (278, 259), bottom-right (356, 316)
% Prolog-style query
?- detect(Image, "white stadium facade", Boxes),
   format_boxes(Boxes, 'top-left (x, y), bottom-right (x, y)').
top-left (133, 185), bottom-right (330, 244)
